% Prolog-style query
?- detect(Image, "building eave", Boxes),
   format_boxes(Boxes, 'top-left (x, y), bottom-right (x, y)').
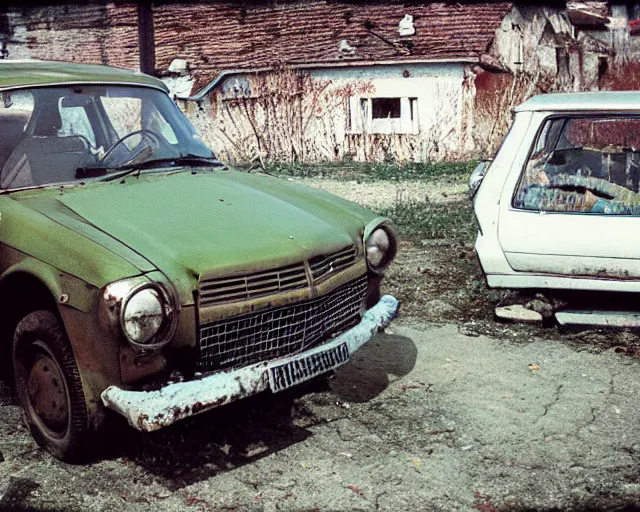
top-left (178, 57), bottom-right (480, 101)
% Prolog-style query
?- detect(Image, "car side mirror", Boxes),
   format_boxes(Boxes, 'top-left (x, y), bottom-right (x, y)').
top-left (469, 160), bottom-right (490, 200)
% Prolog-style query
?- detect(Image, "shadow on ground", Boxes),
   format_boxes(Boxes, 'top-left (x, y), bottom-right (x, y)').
top-left (330, 333), bottom-right (417, 402)
top-left (108, 384), bottom-right (315, 490)
top-left (0, 477), bottom-right (66, 512)
top-left (106, 333), bottom-right (416, 490)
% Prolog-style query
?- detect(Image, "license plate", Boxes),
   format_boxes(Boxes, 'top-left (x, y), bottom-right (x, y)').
top-left (268, 342), bottom-right (350, 393)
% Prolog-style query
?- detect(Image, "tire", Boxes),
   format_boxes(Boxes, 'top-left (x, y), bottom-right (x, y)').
top-left (12, 310), bottom-right (92, 461)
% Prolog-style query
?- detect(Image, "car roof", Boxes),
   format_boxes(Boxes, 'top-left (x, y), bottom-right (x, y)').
top-left (0, 60), bottom-right (169, 93)
top-left (516, 91), bottom-right (640, 112)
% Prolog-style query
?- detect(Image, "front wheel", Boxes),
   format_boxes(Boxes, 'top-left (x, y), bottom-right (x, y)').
top-left (12, 310), bottom-right (92, 461)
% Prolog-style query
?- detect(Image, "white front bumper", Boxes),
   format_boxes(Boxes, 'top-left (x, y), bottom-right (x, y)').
top-left (101, 295), bottom-right (399, 432)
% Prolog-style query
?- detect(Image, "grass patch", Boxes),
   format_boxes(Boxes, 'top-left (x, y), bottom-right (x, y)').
top-left (242, 161), bottom-right (479, 242)
top-left (261, 161), bottom-right (477, 182)
top-left (376, 199), bottom-right (477, 242)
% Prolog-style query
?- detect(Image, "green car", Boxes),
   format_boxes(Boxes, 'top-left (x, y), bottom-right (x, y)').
top-left (0, 60), bottom-right (398, 461)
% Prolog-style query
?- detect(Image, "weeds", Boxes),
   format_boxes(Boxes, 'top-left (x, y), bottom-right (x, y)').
top-left (259, 161), bottom-right (477, 182)
top-left (376, 198), bottom-right (476, 242)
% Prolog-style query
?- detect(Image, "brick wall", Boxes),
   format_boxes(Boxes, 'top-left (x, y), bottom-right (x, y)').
top-left (1, 3), bottom-right (139, 69)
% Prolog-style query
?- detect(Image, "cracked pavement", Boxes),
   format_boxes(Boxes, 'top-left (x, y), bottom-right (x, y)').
top-left (1, 321), bottom-right (640, 511)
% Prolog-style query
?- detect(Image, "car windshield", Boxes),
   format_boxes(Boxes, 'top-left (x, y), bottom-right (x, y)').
top-left (0, 85), bottom-right (216, 190)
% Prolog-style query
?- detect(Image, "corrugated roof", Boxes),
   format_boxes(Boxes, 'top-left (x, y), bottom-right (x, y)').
top-left (153, 1), bottom-right (512, 91)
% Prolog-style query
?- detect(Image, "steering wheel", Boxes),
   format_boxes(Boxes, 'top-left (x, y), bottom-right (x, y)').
top-left (100, 129), bottom-right (166, 168)
top-left (546, 174), bottom-right (633, 201)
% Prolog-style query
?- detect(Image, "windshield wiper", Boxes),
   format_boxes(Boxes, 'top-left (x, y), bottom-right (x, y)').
top-left (79, 155), bottom-right (226, 182)
top-left (148, 155), bottom-right (225, 168)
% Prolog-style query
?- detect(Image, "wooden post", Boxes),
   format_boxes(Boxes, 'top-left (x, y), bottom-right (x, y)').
top-left (138, 3), bottom-right (155, 75)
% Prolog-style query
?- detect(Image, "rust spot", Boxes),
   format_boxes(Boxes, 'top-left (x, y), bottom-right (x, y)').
top-left (235, 375), bottom-right (248, 394)
top-left (197, 397), bottom-right (228, 412)
top-left (137, 414), bottom-right (149, 430)
top-left (120, 345), bottom-right (166, 384)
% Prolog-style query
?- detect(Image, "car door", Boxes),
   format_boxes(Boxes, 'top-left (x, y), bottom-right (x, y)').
top-left (497, 111), bottom-right (640, 279)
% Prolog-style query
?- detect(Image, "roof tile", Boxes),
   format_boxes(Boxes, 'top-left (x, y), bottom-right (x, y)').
top-left (152, 1), bottom-right (512, 91)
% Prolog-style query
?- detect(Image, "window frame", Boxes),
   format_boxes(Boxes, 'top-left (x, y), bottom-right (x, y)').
top-left (348, 96), bottom-right (419, 135)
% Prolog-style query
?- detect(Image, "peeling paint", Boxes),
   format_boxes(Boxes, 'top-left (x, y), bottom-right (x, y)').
top-left (101, 294), bottom-right (399, 432)
top-left (161, 74), bottom-right (195, 99)
top-left (555, 309), bottom-right (640, 327)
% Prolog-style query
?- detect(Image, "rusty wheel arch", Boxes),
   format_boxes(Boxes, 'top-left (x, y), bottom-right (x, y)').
top-left (0, 272), bottom-right (60, 384)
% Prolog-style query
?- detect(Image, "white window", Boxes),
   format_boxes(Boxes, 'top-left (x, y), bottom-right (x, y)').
top-left (349, 97), bottom-right (418, 134)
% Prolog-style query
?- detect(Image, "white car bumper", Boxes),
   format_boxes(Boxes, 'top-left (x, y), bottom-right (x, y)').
top-left (101, 294), bottom-right (399, 432)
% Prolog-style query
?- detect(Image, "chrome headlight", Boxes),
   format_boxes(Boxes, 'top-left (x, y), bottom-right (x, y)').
top-left (365, 224), bottom-right (397, 273)
top-left (101, 277), bottom-right (177, 351)
top-left (122, 287), bottom-right (165, 345)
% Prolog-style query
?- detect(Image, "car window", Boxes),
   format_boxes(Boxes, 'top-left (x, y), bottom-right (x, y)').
top-left (0, 85), bottom-right (214, 191)
top-left (100, 97), bottom-right (142, 139)
top-left (100, 96), bottom-right (178, 145)
top-left (58, 100), bottom-right (97, 147)
top-left (0, 91), bottom-right (34, 170)
top-left (514, 116), bottom-right (640, 215)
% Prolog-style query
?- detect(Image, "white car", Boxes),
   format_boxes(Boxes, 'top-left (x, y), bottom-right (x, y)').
top-left (471, 92), bottom-right (640, 299)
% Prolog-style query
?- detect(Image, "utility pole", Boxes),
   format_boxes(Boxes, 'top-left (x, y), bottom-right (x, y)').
top-left (138, 3), bottom-right (155, 75)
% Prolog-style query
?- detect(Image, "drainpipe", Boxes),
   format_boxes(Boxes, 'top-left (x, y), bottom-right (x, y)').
top-left (138, 3), bottom-right (155, 75)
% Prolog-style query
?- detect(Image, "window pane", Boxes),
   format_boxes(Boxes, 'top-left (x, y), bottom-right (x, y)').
top-left (101, 96), bottom-right (178, 146)
top-left (372, 98), bottom-right (401, 119)
top-left (101, 97), bottom-right (142, 138)
top-left (58, 102), bottom-right (96, 146)
top-left (0, 91), bottom-right (33, 170)
top-left (514, 117), bottom-right (640, 215)
top-left (0, 85), bottom-right (214, 190)
top-left (145, 107), bottom-right (178, 145)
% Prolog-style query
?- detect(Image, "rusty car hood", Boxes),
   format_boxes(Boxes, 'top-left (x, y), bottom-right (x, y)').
top-left (12, 169), bottom-right (378, 303)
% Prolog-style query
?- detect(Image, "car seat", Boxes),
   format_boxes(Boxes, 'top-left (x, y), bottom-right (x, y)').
top-left (1, 105), bottom-right (94, 189)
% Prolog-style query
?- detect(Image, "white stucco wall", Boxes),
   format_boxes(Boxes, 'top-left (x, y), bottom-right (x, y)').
top-left (309, 63), bottom-right (466, 159)
top-left (190, 62), bottom-right (470, 163)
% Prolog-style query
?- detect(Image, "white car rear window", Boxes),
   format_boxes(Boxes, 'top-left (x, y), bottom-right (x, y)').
top-left (514, 116), bottom-right (640, 215)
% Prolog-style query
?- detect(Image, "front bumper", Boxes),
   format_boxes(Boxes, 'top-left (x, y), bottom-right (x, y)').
top-left (101, 294), bottom-right (399, 432)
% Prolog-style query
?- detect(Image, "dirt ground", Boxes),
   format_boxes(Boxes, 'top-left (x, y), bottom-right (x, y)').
top-left (299, 177), bottom-right (467, 207)
top-left (2, 177), bottom-right (640, 511)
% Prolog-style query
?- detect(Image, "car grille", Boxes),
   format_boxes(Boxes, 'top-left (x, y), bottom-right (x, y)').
top-left (309, 245), bottom-right (357, 282)
top-left (198, 276), bottom-right (368, 372)
top-left (198, 262), bottom-right (308, 306)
